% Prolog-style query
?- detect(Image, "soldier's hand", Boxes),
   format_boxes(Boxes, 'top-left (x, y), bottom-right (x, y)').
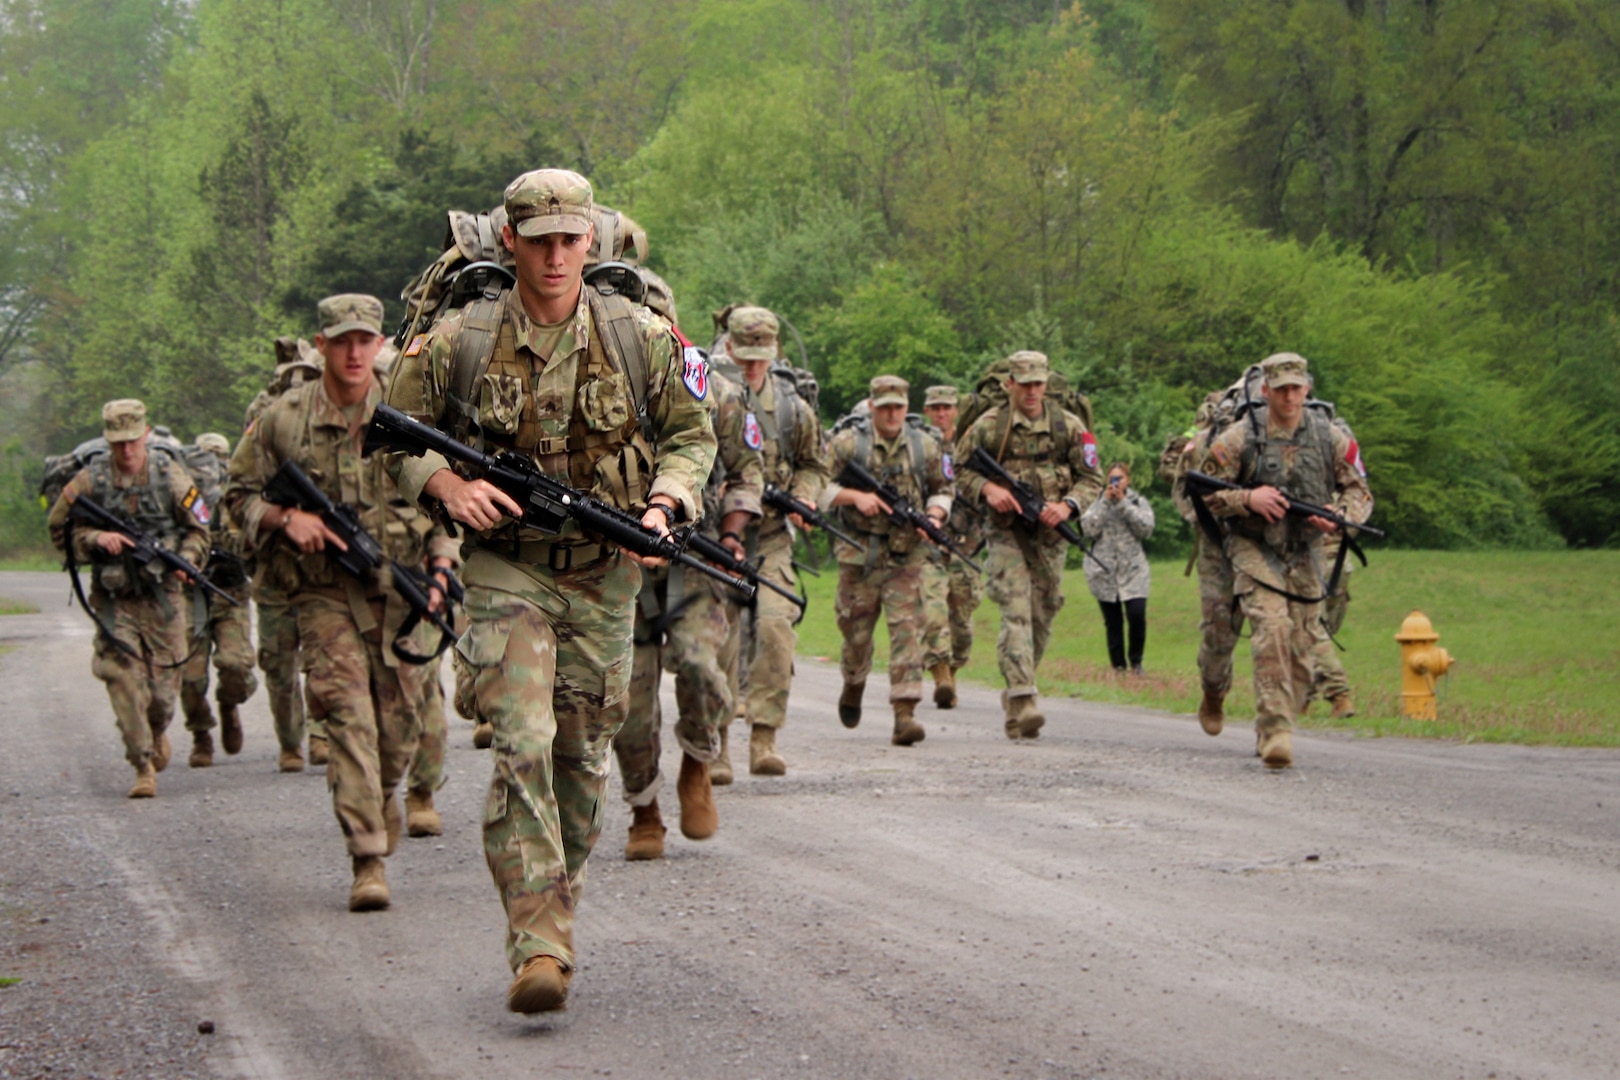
top-left (720, 533), bottom-right (746, 562)
top-left (427, 471), bottom-right (522, 532)
top-left (982, 482), bottom-right (1020, 515)
top-left (625, 502), bottom-right (675, 569)
top-left (788, 497), bottom-right (817, 532)
top-left (283, 509), bottom-right (349, 554)
top-left (1306, 515), bottom-right (1339, 534)
top-left (426, 565), bottom-right (454, 613)
top-left (1038, 501), bottom-right (1072, 528)
top-left (850, 491), bottom-right (891, 518)
top-left (96, 531), bottom-right (135, 556)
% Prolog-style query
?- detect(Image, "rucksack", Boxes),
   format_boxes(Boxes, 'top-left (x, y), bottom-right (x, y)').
top-left (708, 304), bottom-right (821, 418)
top-left (40, 427), bottom-right (186, 510)
top-left (956, 356), bottom-right (1094, 444)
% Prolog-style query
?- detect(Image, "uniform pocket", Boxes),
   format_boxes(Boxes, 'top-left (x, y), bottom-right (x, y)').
top-left (456, 614), bottom-right (513, 670)
top-left (577, 372), bottom-right (632, 432)
top-left (479, 373), bottom-right (528, 434)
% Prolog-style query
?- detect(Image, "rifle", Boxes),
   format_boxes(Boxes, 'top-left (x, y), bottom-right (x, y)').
top-left (204, 546), bottom-right (250, 591)
top-left (960, 447), bottom-right (1110, 575)
top-left (262, 459), bottom-right (462, 663)
top-left (363, 404), bottom-right (755, 601)
top-left (677, 526), bottom-right (806, 614)
top-left (762, 484), bottom-right (866, 553)
top-left (67, 495), bottom-right (238, 607)
top-left (834, 459), bottom-right (982, 574)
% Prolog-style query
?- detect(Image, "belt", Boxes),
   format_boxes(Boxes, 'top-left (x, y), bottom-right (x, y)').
top-left (506, 538), bottom-right (611, 573)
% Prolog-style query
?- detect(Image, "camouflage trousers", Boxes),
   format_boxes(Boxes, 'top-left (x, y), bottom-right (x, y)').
top-left (983, 525), bottom-right (1067, 701)
top-left (835, 558), bottom-right (924, 703)
top-left (1308, 570), bottom-right (1352, 703)
top-left (921, 555), bottom-right (984, 671)
top-left (614, 566), bottom-right (737, 805)
top-left (180, 583), bottom-right (258, 733)
top-left (297, 591), bottom-right (422, 857)
top-left (742, 531), bottom-right (799, 731)
top-left (89, 587), bottom-right (186, 768)
top-left (256, 596), bottom-right (317, 751)
top-left (1196, 540), bottom-right (1242, 700)
top-left (458, 547), bottom-right (638, 973)
top-left (1233, 544), bottom-right (1329, 739)
top-left (407, 653), bottom-right (448, 795)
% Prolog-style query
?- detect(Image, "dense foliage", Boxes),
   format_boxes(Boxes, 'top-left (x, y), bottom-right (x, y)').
top-left (1, 0), bottom-right (1615, 552)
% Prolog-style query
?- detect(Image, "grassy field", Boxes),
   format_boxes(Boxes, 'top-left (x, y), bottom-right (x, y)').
top-left (793, 549), bottom-right (1620, 747)
top-left (0, 599), bottom-right (37, 615)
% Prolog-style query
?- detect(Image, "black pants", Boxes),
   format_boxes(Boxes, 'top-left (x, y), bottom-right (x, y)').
top-left (1098, 597), bottom-right (1148, 671)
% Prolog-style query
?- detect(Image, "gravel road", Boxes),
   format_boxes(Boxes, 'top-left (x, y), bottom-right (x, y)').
top-left (1, 569), bottom-right (1616, 1080)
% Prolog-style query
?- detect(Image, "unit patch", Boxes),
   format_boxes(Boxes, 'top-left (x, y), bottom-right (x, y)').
top-left (682, 345), bottom-right (708, 401)
top-left (942, 452), bottom-right (954, 481)
top-left (1345, 438), bottom-right (1366, 477)
top-left (743, 411), bottom-right (763, 450)
top-left (1081, 431), bottom-right (1098, 471)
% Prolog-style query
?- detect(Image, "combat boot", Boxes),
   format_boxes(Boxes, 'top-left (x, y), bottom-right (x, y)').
top-left (676, 752), bottom-right (718, 840)
top-left (1329, 693), bottom-right (1356, 720)
top-left (307, 734), bottom-right (329, 766)
top-left (838, 682), bottom-right (865, 728)
top-left (219, 703), bottom-right (244, 755)
top-left (710, 724), bottom-right (734, 786)
top-left (624, 800), bottom-right (666, 861)
top-left (473, 721), bottom-right (494, 749)
top-left (1015, 695), bottom-right (1045, 739)
top-left (891, 702), bottom-right (926, 746)
top-left (1259, 729), bottom-right (1294, 770)
top-left (405, 788), bottom-right (442, 837)
top-left (749, 724), bottom-right (786, 776)
top-left (278, 747), bottom-right (305, 773)
top-left (931, 663), bottom-right (957, 709)
top-left (348, 855), bottom-right (390, 912)
top-left (507, 955), bottom-right (571, 1014)
top-left (188, 729), bottom-right (214, 768)
top-left (150, 731), bottom-right (172, 773)
top-left (384, 792), bottom-right (403, 856)
top-left (1198, 690), bottom-right (1225, 736)
top-left (128, 762), bottom-right (157, 799)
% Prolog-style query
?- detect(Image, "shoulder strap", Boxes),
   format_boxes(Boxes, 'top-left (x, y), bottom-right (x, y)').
top-left (853, 420), bottom-right (873, 471)
top-left (906, 424), bottom-right (926, 483)
top-left (1052, 405), bottom-right (1067, 447)
top-left (770, 370), bottom-right (799, 462)
top-left (445, 292), bottom-right (506, 450)
top-left (586, 289), bottom-right (653, 439)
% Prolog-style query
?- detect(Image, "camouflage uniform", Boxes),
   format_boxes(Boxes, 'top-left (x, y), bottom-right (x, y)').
top-left (227, 297), bottom-right (457, 877)
top-left (823, 376), bottom-right (952, 743)
top-left (47, 401), bottom-right (210, 793)
top-left (954, 353), bottom-right (1104, 735)
top-left (383, 170), bottom-right (714, 980)
top-left (406, 652), bottom-right (449, 794)
top-left (919, 386), bottom-right (985, 681)
top-left (1309, 534), bottom-right (1353, 704)
top-left (1199, 354), bottom-right (1372, 766)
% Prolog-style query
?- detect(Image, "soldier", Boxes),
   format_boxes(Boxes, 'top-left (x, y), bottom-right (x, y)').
top-left (227, 293), bottom-right (459, 910)
top-left (824, 375), bottom-right (952, 746)
top-left (919, 384), bottom-right (983, 707)
top-left (381, 169), bottom-right (715, 1013)
top-left (1196, 353), bottom-right (1372, 768)
top-left (724, 306), bottom-right (827, 776)
top-left (1308, 529), bottom-right (1356, 716)
top-left (177, 433), bottom-right (259, 767)
top-left (402, 646), bottom-right (450, 837)
top-left (48, 400), bottom-right (211, 797)
top-left (955, 351), bottom-right (1104, 739)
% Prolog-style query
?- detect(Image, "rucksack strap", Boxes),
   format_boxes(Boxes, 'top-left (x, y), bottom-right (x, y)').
top-left (444, 293), bottom-right (505, 451)
top-left (586, 288), bottom-right (655, 442)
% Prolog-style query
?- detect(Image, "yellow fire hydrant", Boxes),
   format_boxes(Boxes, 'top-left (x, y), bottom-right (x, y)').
top-left (1395, 610), bottom-right (1455, 721)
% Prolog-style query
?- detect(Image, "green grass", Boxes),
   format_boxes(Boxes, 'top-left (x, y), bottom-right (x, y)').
top-left (0, 977), bottom-right (20, 988)
top-left (0, 550), bottom-right (58, 572)
top-left (0, 599), bottom-right (38, 615)
top-left (793, 549), bottom-right (1620, 747)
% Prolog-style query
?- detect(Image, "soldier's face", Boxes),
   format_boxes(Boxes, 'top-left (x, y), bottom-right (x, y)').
top-left (1262, 382), bottom-right (1307, 424)
top-left (111, 434), bottom-right (149, 476)
top-left (924, 403), bottom-right (957, 438)
top-left (1008, 378), bottom-right (1047, 418)
top-left (739, 358), bottom-right (772, 392)
top-left (872, 403), bottom-right (906, 440)
top-left (505, 225), bottom-right (593, 307)
top-left (316, 330), bottom-right (383, 394)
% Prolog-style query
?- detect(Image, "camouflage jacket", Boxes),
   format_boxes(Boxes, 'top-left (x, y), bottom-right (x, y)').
top-left (954, 402), bottom-right (1105, 534)
top-left (48, 451), bottom-right (210, 598)
top-left (703, 370), bottom-right (764, 532)
top-left (1080, 489), bottom-right (1155, 602)
top-left (737, 364), bottom-right (828, 540)
top-left (822, 421), bottom-right (952, 568)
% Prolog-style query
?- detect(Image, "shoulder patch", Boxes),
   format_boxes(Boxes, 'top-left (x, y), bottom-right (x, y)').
top-left (1080, 431), bottom-right (1099, 471)
top-left (1346, 438), bottom-right (1366, 477)
top-left (942, 452), bottom-right (955, 481)
top-left (404, 333), bottom-right (427, 358)
top-left (181, 486), bottom-right (211, 526)
top-left (743, 411), bottom-right (764, 451)
top-left (682, 345), bottom-right (708, 401)
top-left (1209, 443), bottom-right (1231, 468)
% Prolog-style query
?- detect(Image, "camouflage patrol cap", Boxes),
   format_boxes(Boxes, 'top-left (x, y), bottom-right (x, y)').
top-left (728, 306), bottom-right (779, 362)
top-left (504, 168), bottom-right (593, 238)
top-left (1260, 352), bottom-right (1310, 389)
top-left (1007, 350), bottom-right (1050, 383)
top-left (318, 294), bottom-right (385, 339)
top-left (102, 399), bottom-right (148, 443)
top-left (923, 385), bottom-right (959, 408)
top-left (870, 375), bottom-right (910, 408)
top-left (195, 432), bottom-right (231, 457)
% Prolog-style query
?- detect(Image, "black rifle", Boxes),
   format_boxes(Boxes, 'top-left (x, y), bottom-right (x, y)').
top-left (363, 403), bottom-right (755, 600)
top-left (262, 459), bottom-right (462, 663)
top-left (67, 495), bottom-right (238, 607)
top-left (960, 447), bottom-right (1110, 575)
top-left (834, 459), bottom-right (982, 573)
top-left (204, 546), bottom-right (249, 591)
top-left (678, 526), bottom-right (806, 613)
top-left (762, 484), bottom-right (866, 553)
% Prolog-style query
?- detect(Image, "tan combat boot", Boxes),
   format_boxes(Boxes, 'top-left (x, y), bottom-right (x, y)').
top-left (348, 855), bottom-right (390, 912)
top-left (405, 789), bottom-right (442, 837)
top-left (931, 663), bottom-right (957, 709)
top-left (472, 721), bottom-right (494, 749)
top-left (219, 703), bottom-right (244, 755)
top-left (128, 762), bottom-right (157, 799)
top-left (710, 724), bottom-right (734, 786)
top-left (188, 730), bottom-right (214, 768)
top-left (1004, 694), bottom-right (1044, 740)
top-left (624, 800), bottom-right (666, 861)
top-left (1258, 729), bottom-right (1294, 770)
top-left (1198, 690), bottom-right (1225, 736)
top-left (838, 682), bottom-right (865, 728)
top-left (1329, 694), bottom-right (1356, 719)
top-left (150, 731), bottom-right (172, 773)
top-left (507, 955), bottom-right (572, 1014)
top-left (676, 752), bottom-right (718, 840)
top-left (749, 724), bottom-right (786, 776)
top-left (891, 702), bottom-right (926, 746)
top-left (307, 734), bottom-right (330, 766)
top-left (278, 747), bottom-right (305, 773)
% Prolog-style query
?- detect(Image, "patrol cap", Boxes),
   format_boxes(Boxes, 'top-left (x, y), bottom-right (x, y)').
top-left (1261, 351), bottom-right (1310, 389)
top-left (195, 432), bottom-right (231, 457)
top-left (1007, 350), bottom-right (1050, 383)
top-left (923, 385), bottom-right (959, 408)
top-left (318, 294), bottom-right (385, 339)
top-left (504, 168), bottom-right (594, 238)
top-left (869, 375), bottom-right (910, 408)
top-left (102, 399), bottom-right (148, 444)
top-left (728, 306), bottom-right (779, 362)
